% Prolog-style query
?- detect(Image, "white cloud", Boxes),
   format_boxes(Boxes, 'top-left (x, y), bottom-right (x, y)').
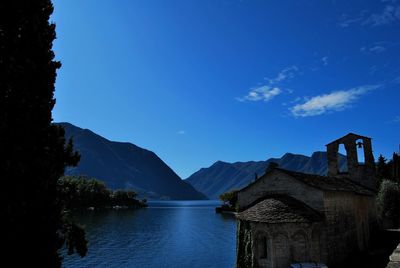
top-left (266, 66), bottom-right (298, 84)
top-left (370, 45), bottom-right (387, 53)
top-left (361, 45), bottom-right (387, 54)
top-left (339, 4), bottom-right (400, 27)
top-left (177, 130), bottom-right (186, 135)
top-left (237, 86), bottom-right (282, 102)
top-left (365, 5), bottom-right (400, 26)
top-left (290, 85), bottom-right (381, 117)
top-left (338, 14), bottom-right (365, 28)
top-left (238, 65), bottom-right (297, 103)
top-left (322, 57), bottom-right (328, 66)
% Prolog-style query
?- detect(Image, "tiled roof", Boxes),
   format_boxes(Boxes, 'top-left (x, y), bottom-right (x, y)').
top-left (238, 167), bottom-right (375, 196)
top-left (274, 168), bottom-right (375, 195)
top-left (237, 195), bottom-right (323, 223)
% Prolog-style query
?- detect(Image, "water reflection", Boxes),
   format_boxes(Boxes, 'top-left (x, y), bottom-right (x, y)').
top-left (63, 200), bottom-right (236, 268)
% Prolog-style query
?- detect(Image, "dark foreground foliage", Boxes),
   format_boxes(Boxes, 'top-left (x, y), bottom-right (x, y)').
top-left (376, 153), bottom-right (400, 227)
top-left (332, 230), bottom-right (400, 268)
top-left (377, 153), bottom-right (400, 185)
top-left (377, 180), bottom-right (400, 227)
top-left (0, 1), bottom-right (87, 266)
top-left (58, 176), bottom-right (147, 209)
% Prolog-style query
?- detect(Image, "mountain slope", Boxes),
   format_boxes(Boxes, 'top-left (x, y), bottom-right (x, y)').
top-left (58, 122), bottom-right (206, 200)
top-left (185, 152), bottom-right (346, 199)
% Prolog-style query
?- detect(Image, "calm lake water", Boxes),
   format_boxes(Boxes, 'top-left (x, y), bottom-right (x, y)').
top-left (62, 200), bottom-right (236, 268)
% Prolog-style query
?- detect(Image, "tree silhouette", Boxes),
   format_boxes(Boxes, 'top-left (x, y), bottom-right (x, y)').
top-left (1, 1), bottom-right (86, 266)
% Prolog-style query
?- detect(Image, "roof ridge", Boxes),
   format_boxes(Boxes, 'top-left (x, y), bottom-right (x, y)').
top-left (237, 195), bottom-right (324, 223)
top-left (274, 168), bottom-right (374, 195)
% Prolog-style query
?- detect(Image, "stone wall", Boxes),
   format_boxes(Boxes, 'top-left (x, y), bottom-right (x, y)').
top-left (237, 169), bottom-right (324, 212)
top-left (323, 191), bottom-right (377, 265)
top-left (236, 220), bottom-right (326, 268)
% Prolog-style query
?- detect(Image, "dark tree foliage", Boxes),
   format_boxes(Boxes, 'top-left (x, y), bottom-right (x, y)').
top-left (59, 176), bottom-right (111, 209)
top-left (376, 153), bottom-right (400, 185)
top-left (392, 152), bottom-right (400, 180)
top-left (377, 155), bottom-right (391, 184)
top-left (377, 180), bottom-right (400, 227)
top-left (0, 1), bottom-right (85, 266)
top-left (219, 189), bottom-right (239, 208)
top-left (111, 189), bottom-right (141, 207)
top-left (58, 176), bottom-right (146, 209)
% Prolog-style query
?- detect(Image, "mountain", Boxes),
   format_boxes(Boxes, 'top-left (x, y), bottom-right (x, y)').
top-left (185, 152), bottom-right (347, 199)
top-left (57, 122), bottom-right (206, 200)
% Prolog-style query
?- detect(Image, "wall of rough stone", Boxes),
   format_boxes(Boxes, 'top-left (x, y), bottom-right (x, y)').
top-left (323, 191), bottom-right (377, 265)
top-left (237, 170), bottom-right (324, 212)
top-left (236, 220), bottom-right (326, 268)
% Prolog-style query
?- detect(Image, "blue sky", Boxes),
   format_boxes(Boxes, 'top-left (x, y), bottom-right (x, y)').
top-left (52, 0), bottom-right (400, 178)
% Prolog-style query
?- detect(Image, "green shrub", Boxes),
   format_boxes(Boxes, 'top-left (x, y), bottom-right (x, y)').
top-left (377, 180), bottom-right (400, 225)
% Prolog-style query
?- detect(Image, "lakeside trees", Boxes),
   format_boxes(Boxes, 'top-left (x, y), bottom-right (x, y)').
top-left (0, 1), bottom-right (85, 265)
top-left (218, 189), bottom-right (239, 212)
top-left (58, 176), bottom-right (147, 209)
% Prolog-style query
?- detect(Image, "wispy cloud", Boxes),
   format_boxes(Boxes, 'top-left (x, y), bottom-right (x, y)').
top-left (338, 13), bottom-right (366, 28)
top-left (177, 130), bottom-right (186, 135)
top-left (393, 116), bottom-right (400, 123)
top-left (290, 85), bottom-right (381, 117)
top-left (322, 57), bottom-right (328, 66)
top-left (387, 115), bottom-right (400, 124)
top-left (339, 4), bottom-right (400, 27)
top-left (265, 66), bottom-right (298, 84)
top-left (364, 5), bottom-right (400, 26)
top-left (237, 86), bottom-right (281, 102)
top-left (238, 66), bottom-right (297, 103)
top-left (361, 45), bottom-right (387, 54)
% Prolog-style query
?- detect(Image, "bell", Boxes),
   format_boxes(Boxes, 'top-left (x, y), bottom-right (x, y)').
top-left (357, 141), bottom-right (363, 148)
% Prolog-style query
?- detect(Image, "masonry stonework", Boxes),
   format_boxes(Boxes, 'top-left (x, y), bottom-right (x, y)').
top-left (236, 133), bottom-right (378, 268)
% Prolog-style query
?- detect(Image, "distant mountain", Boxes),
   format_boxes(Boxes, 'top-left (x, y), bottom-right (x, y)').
top-left (185, 152), bottom-right (347, 199)
top-left (58, 122), bottom-right (206, 200)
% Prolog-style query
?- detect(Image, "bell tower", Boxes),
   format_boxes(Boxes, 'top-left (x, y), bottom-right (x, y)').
top-left (326, 133), bottom-right (376, 190)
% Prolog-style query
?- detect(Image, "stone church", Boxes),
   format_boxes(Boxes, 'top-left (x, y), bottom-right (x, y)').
top-left (236, 133), bottom-right (378, 268)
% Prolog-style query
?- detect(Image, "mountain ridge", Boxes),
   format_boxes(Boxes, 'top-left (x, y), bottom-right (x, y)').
top-left (57, 122), bottom-right (206, 200)
top-left (185, 152), bottom-right (346, 199)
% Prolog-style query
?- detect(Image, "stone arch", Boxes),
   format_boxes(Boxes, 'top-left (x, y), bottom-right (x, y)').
top-left (273, 232), bottom-right (290, 268)
top-left (290, 229), bottom-right (308, 263)
top-left (356, 138), bottom-right (365, 164)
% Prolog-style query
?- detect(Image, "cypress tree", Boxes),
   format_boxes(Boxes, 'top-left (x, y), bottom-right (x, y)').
top-left (1, 1), bottom-right (85, 266)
